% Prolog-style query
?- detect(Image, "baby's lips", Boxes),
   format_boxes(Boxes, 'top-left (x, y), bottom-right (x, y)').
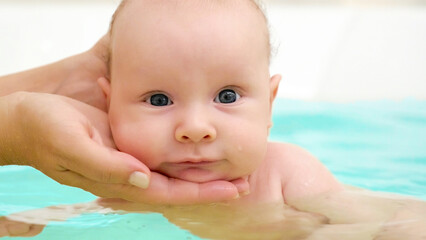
top-left (231, 178), bottom-right (250, 196)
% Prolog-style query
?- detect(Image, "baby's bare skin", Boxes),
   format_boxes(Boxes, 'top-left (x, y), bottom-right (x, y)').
top-left (244, 142), bottom-right (343, 204)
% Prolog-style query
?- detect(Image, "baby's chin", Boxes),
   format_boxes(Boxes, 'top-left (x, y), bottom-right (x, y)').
top-left (160, 168), bottom-right (234, 183)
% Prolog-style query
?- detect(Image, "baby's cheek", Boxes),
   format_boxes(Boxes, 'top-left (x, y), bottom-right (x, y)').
top-left (109, 120), bottom-right (142, 154)
top-left (231, 125), bottom-right (268, 173)
top-left (110, 124), bottom-right (138, 154)
top-left (113, 123), bottom-right (167, 169)
top-left (245, 138), bottom-right (268, 168)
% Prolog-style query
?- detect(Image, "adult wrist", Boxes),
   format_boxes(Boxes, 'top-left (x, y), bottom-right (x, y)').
top-left (0, 92), bottom-right (28, 165)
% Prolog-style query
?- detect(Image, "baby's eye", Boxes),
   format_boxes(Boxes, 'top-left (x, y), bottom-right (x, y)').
top-left (214, 89), bottom-right (240, 104)
top-left (147, 93), bottom-right (172, 106)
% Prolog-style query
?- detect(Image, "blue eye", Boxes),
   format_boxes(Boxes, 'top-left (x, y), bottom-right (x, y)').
top-left (214, 89), bottom-right (240, 104)
top-left (148, 93), bottom-right (172, 106)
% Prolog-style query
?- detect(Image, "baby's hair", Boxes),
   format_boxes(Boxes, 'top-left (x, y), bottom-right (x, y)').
top-left (106, 0), bottom-right (271, 75)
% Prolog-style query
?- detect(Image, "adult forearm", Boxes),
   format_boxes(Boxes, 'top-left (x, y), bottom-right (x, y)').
top-left (0, 60), bottom-right (68, 97)
top-left (0, 35), bottom-right (110, 110)
top-left (0, 93), bottom-right (23, 165)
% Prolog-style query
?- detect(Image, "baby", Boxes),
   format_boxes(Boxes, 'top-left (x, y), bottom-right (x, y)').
top-left (3, 1), bottom-right (425, 238)
top-left (96, 0), bottom-right (343, 205)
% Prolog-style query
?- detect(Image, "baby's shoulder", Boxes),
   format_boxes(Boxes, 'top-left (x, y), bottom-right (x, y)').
top-left (263, 142), bottom-right (319, 182)
top-left (265, 141), bottom-right (343, 201)
top-left (266, 141), bottom-right (317, 166)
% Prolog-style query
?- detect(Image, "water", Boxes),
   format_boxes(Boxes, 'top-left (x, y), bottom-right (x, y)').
top-left (1, 99), bottom-right (425, 239)
top-left (269, 99), bottom-right (426, 199)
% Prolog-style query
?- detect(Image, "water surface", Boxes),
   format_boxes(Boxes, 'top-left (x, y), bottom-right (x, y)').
top-left (1, 99), bottom-right (425, 239)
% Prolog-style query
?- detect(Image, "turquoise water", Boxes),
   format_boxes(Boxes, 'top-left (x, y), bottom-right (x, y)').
top-left (1, 99), bottom-right (425, 239)
top-left (269, 99), bottom-right (426, 199)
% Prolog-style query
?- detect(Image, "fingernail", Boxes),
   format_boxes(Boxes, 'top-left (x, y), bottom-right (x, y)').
top-left (241, 190), bottom-right (250, 196)
top-left (233, 193), bottom-right (240, 200)
top-left (129, 172), bottom-right (149, 189)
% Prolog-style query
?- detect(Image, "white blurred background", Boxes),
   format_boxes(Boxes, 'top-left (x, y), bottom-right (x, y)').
top-left (1, 0), bottom-right (425, 102)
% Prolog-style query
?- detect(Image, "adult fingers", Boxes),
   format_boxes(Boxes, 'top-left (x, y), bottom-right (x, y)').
top-left (15, 224), bottom-right (45, 237)
top-left (0, 218), bottom-right (9, 237)
top-left (90, 34), bottom-right (111, 67)
top-left (56, 170), bottom-right (241, 204)
top-left (60, 136), bottom-right (151, 187)
top-left (0, 218), bottom-right (44, 237)
top-left (139, 172), bottom-right (240, 204)
top-left (53, 170), bottom-right (139, 199)
top-left (230, 178), bottom-right (250, 195)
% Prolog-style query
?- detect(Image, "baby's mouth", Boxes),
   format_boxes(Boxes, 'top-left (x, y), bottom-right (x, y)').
top-left (174, 160), bottom-right (219, 167)
top-left (171, 158), bottom-right (222, 166)
top-left (158, 159), bottom-right (226, 183)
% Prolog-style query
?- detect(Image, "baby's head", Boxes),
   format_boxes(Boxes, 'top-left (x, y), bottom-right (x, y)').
top-left (98, 0), bottom-right (281, 183)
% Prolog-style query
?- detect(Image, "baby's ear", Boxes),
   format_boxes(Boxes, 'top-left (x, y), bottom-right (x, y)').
top-left (97, 77), bottom-right (111, 109)
top-left (267, 74), bottom-right (281, 131)
top-left (269, 74), bottom-right (281, 105)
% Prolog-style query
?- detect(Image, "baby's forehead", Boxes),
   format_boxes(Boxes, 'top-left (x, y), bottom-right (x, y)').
top-left (119, 0), bottom-right (264, 15)
top-left (111, 0), bottom-right (270, 55)
top-left (117, 0), bottom-right (266, 26)
top-left (106, 0), bottom-right (272, 78)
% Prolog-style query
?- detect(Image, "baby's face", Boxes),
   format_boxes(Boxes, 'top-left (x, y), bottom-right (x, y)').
top-left (105, 0), bottom-right (280, 183)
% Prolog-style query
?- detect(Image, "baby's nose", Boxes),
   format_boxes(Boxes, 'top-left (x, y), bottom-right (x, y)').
top-left (175, 120), bottom-right (216, 143)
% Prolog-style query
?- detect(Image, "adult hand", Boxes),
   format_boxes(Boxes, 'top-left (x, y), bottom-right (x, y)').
top-left (53, 35), bottom-right (111, 111)
top-left (0, 92), bottom-right (248, 204)
top-left (0, 217), bottom-right (44, 238)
